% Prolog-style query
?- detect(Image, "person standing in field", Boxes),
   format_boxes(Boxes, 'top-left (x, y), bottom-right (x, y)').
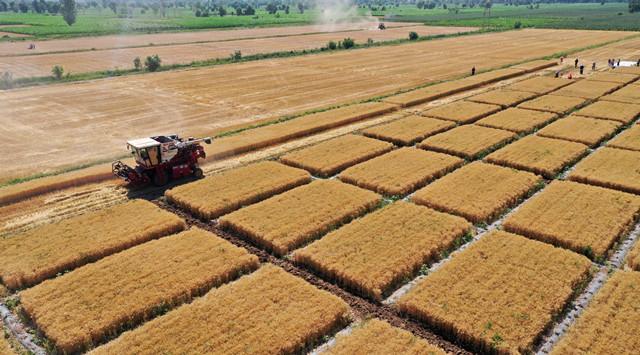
top-left (617, 59), bottom-right (621, 67)
top-left (637, 58), bottom-right (640, 66)
top-left (592, 62), bottom-right (596, 71)
top-left (574, 58), bottom-right (579, 68)
top-left (471, 66), bottom-right (476, 76)
top-left (579, 64), bottom-right (585, 75)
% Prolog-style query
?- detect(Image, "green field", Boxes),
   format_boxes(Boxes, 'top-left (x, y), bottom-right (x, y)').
top-left (0, 8), bottom-right (320, 38)
top-left (376, 3), bottom-right (640, 31)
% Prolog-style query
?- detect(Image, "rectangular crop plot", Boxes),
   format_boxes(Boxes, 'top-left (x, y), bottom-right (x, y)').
top-left (627, 241), bottom-right (640, 271)
top-left (279, 134), bottom-right (393, 177)
top-left (552, 80), bottom-right (621, 99)
top-left (485, 135), bottom-right (588, 178)
top-left (20, 228), bottom-right (259, 354)
top-left (219, 179), bottom-right (381, 255)
top-left (0, 200), bottom-right (185, 290)
top-left (505, 76), bottom-right (573, 94)
top-left (466, 89), bottom-right (538, 108)
top-left (601, 84), bottom-right (640, 104)
top-left (608, 124), bottom-right (640, 151)
top-left (210, 102), bottom-right (398, 159)
top-left (397, 230), bottom-right (592, 354)
top-left (166, 161), bottom-right (311, 219)
top-left (412, 162), bottom-right (542, 223)
top-left (419, 125), bottom-right (517, 159)
top-left (294, 201), bottom-right (471, 300)
top-left (569, 147), bottom-right (640, 194)
top-left (361, 115), bottom-right (455, 146)
top-left (586, 71), bottom-right (638, 84)
top-left (503, 180), bottom-right (640, 259)
top-left (476, 107), bottom-right (557, 133)
top-left (551, 271), bottom-right (640, 355)
top-left (90, 264), bottom-right (350, 355)
top-left (517, 94), bottom-right (587, 114)
top-left (0, 329), bottom-right (12, 355)
top-left (325, 319), bottom-right (446, 355)
top-left (420, 100), bottom-right (501, 124)
top-left (537, 115), bottom-right (622, 147)
top-left (339, 148), bottom-right (463, 196)
top-left (573, 100), bottom-right (640, 124)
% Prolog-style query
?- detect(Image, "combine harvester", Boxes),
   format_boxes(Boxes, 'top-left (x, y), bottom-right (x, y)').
top-left (112, 134), bottom-right (211, 186)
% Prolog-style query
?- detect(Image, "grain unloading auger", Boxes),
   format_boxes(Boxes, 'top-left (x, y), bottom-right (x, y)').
top-left (112, 134), bottom-right (212, 186)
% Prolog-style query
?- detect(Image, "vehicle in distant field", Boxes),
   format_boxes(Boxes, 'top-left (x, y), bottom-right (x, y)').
top-left (112, 134), bottom-right (212, 186)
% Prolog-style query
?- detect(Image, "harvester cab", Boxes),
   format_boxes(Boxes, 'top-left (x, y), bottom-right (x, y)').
top-left (112, 134), bottom-right (212, 186)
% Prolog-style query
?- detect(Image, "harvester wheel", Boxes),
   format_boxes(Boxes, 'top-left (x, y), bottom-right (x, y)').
top-left (193, 168), bottom-right (204, 179)
top-left (153, 171), bottom-right (168, 186)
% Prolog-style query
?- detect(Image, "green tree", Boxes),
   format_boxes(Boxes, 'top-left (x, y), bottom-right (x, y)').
top-left (144, 55), bottom-right (161, 72)
top-left (630, 0), bottom-right (640, 13)
top-left (341, 37), bottom-right (355, 49)
top-left (60, 0), bottom-right (76, 26)
top-left (408, 31), bottom-right (419, 40)
top-left (133, 56), bottom-right (141, 70)
top-left (51, 65), bottom-right (64, 79)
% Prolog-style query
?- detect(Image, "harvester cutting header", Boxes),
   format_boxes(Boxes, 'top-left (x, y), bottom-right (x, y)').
top-left (112, 134), bottom-right (212, 186)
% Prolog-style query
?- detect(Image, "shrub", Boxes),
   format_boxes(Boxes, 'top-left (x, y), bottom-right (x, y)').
top-left (144, 55), bottom-right (161, 72)
top-left (0, 71), bottom-right (13, 89)
top-left (409, 31), bottom-right (419, 40)
top-left (327, 40), bottom-right (337, 50)
top-left (133, 57), bottom-right (141, 70)
top-left (230, 50), bottom-right (242, 61)
top-left (514, 20), bottom-right (522, 28)
top-left (342, 37), bottom-right (355, 49)
top-left (51, 65), bottom-right (64, 80)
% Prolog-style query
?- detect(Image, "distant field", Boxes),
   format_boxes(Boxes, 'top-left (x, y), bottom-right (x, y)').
top-left (377, 3), bottom-right (640, 31)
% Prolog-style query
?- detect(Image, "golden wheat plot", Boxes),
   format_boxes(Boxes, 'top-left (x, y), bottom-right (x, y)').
top-left (615, 66), bottom-right (640, 75)
top-left (607, 124), bottom-right (640, 151)
top-left (573, 100), bottom-right (640, 124)
top-left (627, 241), bottom-right (640, 271)
top-left (503, 180), bottom-right (640, 259)
top-left (466, 89), bottom-right (538, 108)
top-left (219, 180), bottom-right (380, 255)
top-left (294, 201), bottom-right (471, 300)
top-left (552, 80), bottom-right (622, 99)
top-left (586, 71), bottom-right (639, 84)
top-left (505, 76), bottom-right (574, 94)
top-left (475, 107), bottom-right (558, 133)
top-left (90, 265), bottom-right (350, 355)
top-left (20, 228), bottom-right (258, 354)
top-left (569, 147), bottom-right (640, 194)
top-left (361, 115), bottom-right (455, 146)
top-left (517, 94), bottom-right (587, 114)
top-left (0, 331), bottom-right (12, 355)
top-left (279, 134), bottom-right (394, 177)
top-left (412, 162), bottom-right (542, 223)
top-left (339, 148), bottom-right (464, 196)
top-left (325, 319), bottom-right (446, 355)
top-left (209, 102), bottom-right (398, 159)
top-left (0, 200), bottom-right (185, 289)
top-left (166, 161), bottom-right (311, 220)
top-left (511, 59), bottom-right (557, 72)
top-left (600, 84), bottom-right (640, 104)
top-left (420, 100), bottom-right (502, 124)
top-left (552, 271), bottom-right (640, 355)
top-left (537, 115), bottom-right (622, 147)
top-left (397, 230), bottom-right (592, 354)
top-left (419, 125), bottom-right (517, 159)
top-left (485, 135), bottom-right (588, 178)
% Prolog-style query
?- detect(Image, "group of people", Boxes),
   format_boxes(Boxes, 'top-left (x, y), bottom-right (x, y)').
top-left (608, 58), bottom-right (622, 68)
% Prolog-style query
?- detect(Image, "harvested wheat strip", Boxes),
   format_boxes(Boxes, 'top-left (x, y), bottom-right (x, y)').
top-left (586, 71), bottom-right (639, 84)
top-left (90, 264), bottom-right (350, 355)
top-left (323, 318), bottom-right (446, 355)
top-left (279, 134), bottom-right (394, 177)
top-left (506, 76), bottom-right (574, 95)
top-left (166, 161), bottom-right (311, 219)
top-left (412, 161), bottom-right (542, 223)
top-left (0, 200), bottom-right (185, 290)
top-left (419, 124), bottom-right (517, 159)
top-left (573, 100), bottom-right (640, 124)
top-left (420, 100), bottom-right (502, 124)
top-left (476, 107), bottom-right (558, 134)
top-left (517, 94), bottom-right (588, 114)
top-left (607, 124), bottom-right (640, 151)
top-left (568, 147), bottom-right (640, 195)
top-left (208, 102), bottom-right (398, 160)
top-left (628, 239), bottom-right (640, 271)
top-left (503, 180), bottom-right (640, 260)
top-left (294, 201), bottom-right (471, 301)
top-left (511, 60), bottom-right (557, 72)
top-left (552, 80), bottom-right (622, 100)
top-left (20, 228), bottom-right (259, 354)
top-left (485, 135), bottom-right (589, 178)
top-left (397, 230), bottom-right (592, 354)
top-left (339, 148), bottom-right (463, 197)
top-left (466, 89), bottom-right (538, 108)
top-left (361, 115), bottom-right (455, 146)
top-left (219, 179), bottom-right (381, 255)
top-left (600, 84), bottom-right (640, 104)
top-left (537, 115), bottom-right (623, 147)
top-left (382, 68), bottom-right (524, 107)
top-left (551, 271), bottom-right (640, 355)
